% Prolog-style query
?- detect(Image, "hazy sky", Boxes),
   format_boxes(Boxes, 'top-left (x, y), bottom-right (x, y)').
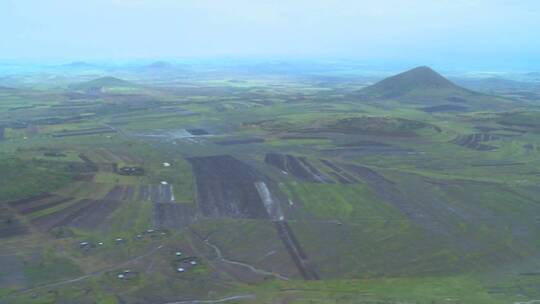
top-left (1, 0), bottom-right (539, 67)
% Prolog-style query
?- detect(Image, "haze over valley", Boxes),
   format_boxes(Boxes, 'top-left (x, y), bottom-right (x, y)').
top-left (1, 1), bottom-right (540, 303)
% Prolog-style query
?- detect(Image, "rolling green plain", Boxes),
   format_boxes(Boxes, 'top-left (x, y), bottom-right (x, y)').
top-left (1, 63), bottom-right (540, 303)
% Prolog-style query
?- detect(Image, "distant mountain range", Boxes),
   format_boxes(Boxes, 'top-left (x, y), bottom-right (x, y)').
top-left (144, 61), bottom-right (175, 70)
top-left (0, 85), bottom-right (15, 91)
top-left (70, 77), bottom-right (136, 91)
top-left (57, 62), bottom-right (102, 72)
top-left (61, 61), bottom-right (95, 68)
top-left (454, 77), bottom-right (540, 93)
top-left (526, 72), bottom-right (540, 78)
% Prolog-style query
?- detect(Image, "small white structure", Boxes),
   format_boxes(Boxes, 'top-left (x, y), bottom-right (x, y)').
top-left (98, 242), bottom-right (104, 246)
top-left (190, 261), bottom-right (197, 266)
top-left (175, 251), bottom-right (182, 257)
top-left (146, 229), bottom-right (155, 233)
top-left (79, 241), bottom-right (89, 247)
top-left (117, 274), bottom-right (125, 279)
top-left (160, 181), bottom-right (168, 185)
top-left (176, 267), bottom-right (185, 273)
top-left (115, 238), bottom-right (124, 243)
top-left (163, 162), bottom-right (171, 167)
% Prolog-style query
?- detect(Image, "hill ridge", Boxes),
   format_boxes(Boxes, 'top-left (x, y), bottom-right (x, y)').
top-left (70, 76), bottom-right (135, 91)
top-left (358, 66), bottom-right (477, 100)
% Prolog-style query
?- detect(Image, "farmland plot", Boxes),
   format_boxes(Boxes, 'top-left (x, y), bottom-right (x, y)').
top-left (450, 133), bottom-right (499, 151)
top-left (0, 206), bottom-right (29, 238)
top-left (30, 186), bottom-right (130, 231)
top-left (188, 155), bottom-right (272, 219)
top-left (154, 203), bottom-right (196, 230)
top-left (265, 153), bottom-right (331, 183)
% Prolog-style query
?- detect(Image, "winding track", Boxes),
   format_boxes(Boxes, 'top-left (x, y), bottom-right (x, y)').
top-left (11, 244), bottom-right (165, 295)
top-left (3, 124), bottom-right (260, 303)
top-left (162, 294), bottom-right (256, 304)
top-left (203, 237), bottom-right (289, 281)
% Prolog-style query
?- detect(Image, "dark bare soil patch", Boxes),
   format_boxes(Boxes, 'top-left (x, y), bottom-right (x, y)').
top-left (344, 164), bottom-right (443, 230)
top-left (509, 91), bottom-right (540, 100)
top-left (318, 116), bottom-right (438, 137)
top-left (0, 255), bottom-right (27, 287)
top-left (0, 206), bottom-right (29, 238)
top-left (279, 135), bottom-right (328, 140)
top-left (345, 165), bottom-right (487, 240)
top-left (146, 184), bottom-right (175, 203)
top-left (122, 185), bottom-right (136, 201)
top-left (346, 164), bottom-right (395, 186)
top-left (446, 97), bottom-right (467, 103)
top-left (475, 126), bottom-right (526, 134)
top-left (160, 184), bottom-right (174, 203)
top-left (450, 133), bottom-right (499, 151)
top-left (324, 140), bottom-right (413, 156)
top-left (265, 153), bottom-right (330, 183)
top-left (137, 185), bottom-right (150, 201)
top-left (78, 153), bottom-right (99, 171)
top-left (66, 163), bottom-right (97, 178)
top-left (274, 221), bottom-right (319, 280)
top-left (95, 149), bottom-right (121, 163)
top-left (103, 185), bottom-right (126, 201)
top-left (28, 115), bottom-right (85, 126)
top-left (52, 127), bottom-right (116, 138)
top-left (154, 203), bottom-right (196, 230)
top-left (188, 155), bottom-right (270, 219)
top-left (214, 138), bottom-right (265, 145)
top-left (524, 143), bottom-right (535, 152)
top-left (6, 193), bottom-right (54, 207)
top-left (338, 140), bottom-right (391, 147)
top-left (319, 159), bottom-right (359, 184)
top-left (43, 152), bottom-right (67, 157)
top-left (422, 104), bottom-right (469, 113)
top-left (186, 128), bottom-right (209, 136)
top-left (9, 105), bottom-right (37, 111)
top-left (470, 161), bottom-right (525, 167)
top-left (14, 196), bottom-right (74, 215)
top-left (67, 199), bottom-right (124, 230)
top-left (497, 112), bottom-right (540, 128)
top-left (65, 92), bottom-right (100, 100)
top-left (297, 157), bottom-right (333, 183)
top-left (115, 166), bottom-right (144, 176)
top-left (31, 187), bottom-right (127, 231)
top-left (31, 199), bottom-right (95, 231)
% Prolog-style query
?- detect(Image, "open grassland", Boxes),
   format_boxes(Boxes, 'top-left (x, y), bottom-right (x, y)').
top-left (0, 158), bottom-right (74, 202)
